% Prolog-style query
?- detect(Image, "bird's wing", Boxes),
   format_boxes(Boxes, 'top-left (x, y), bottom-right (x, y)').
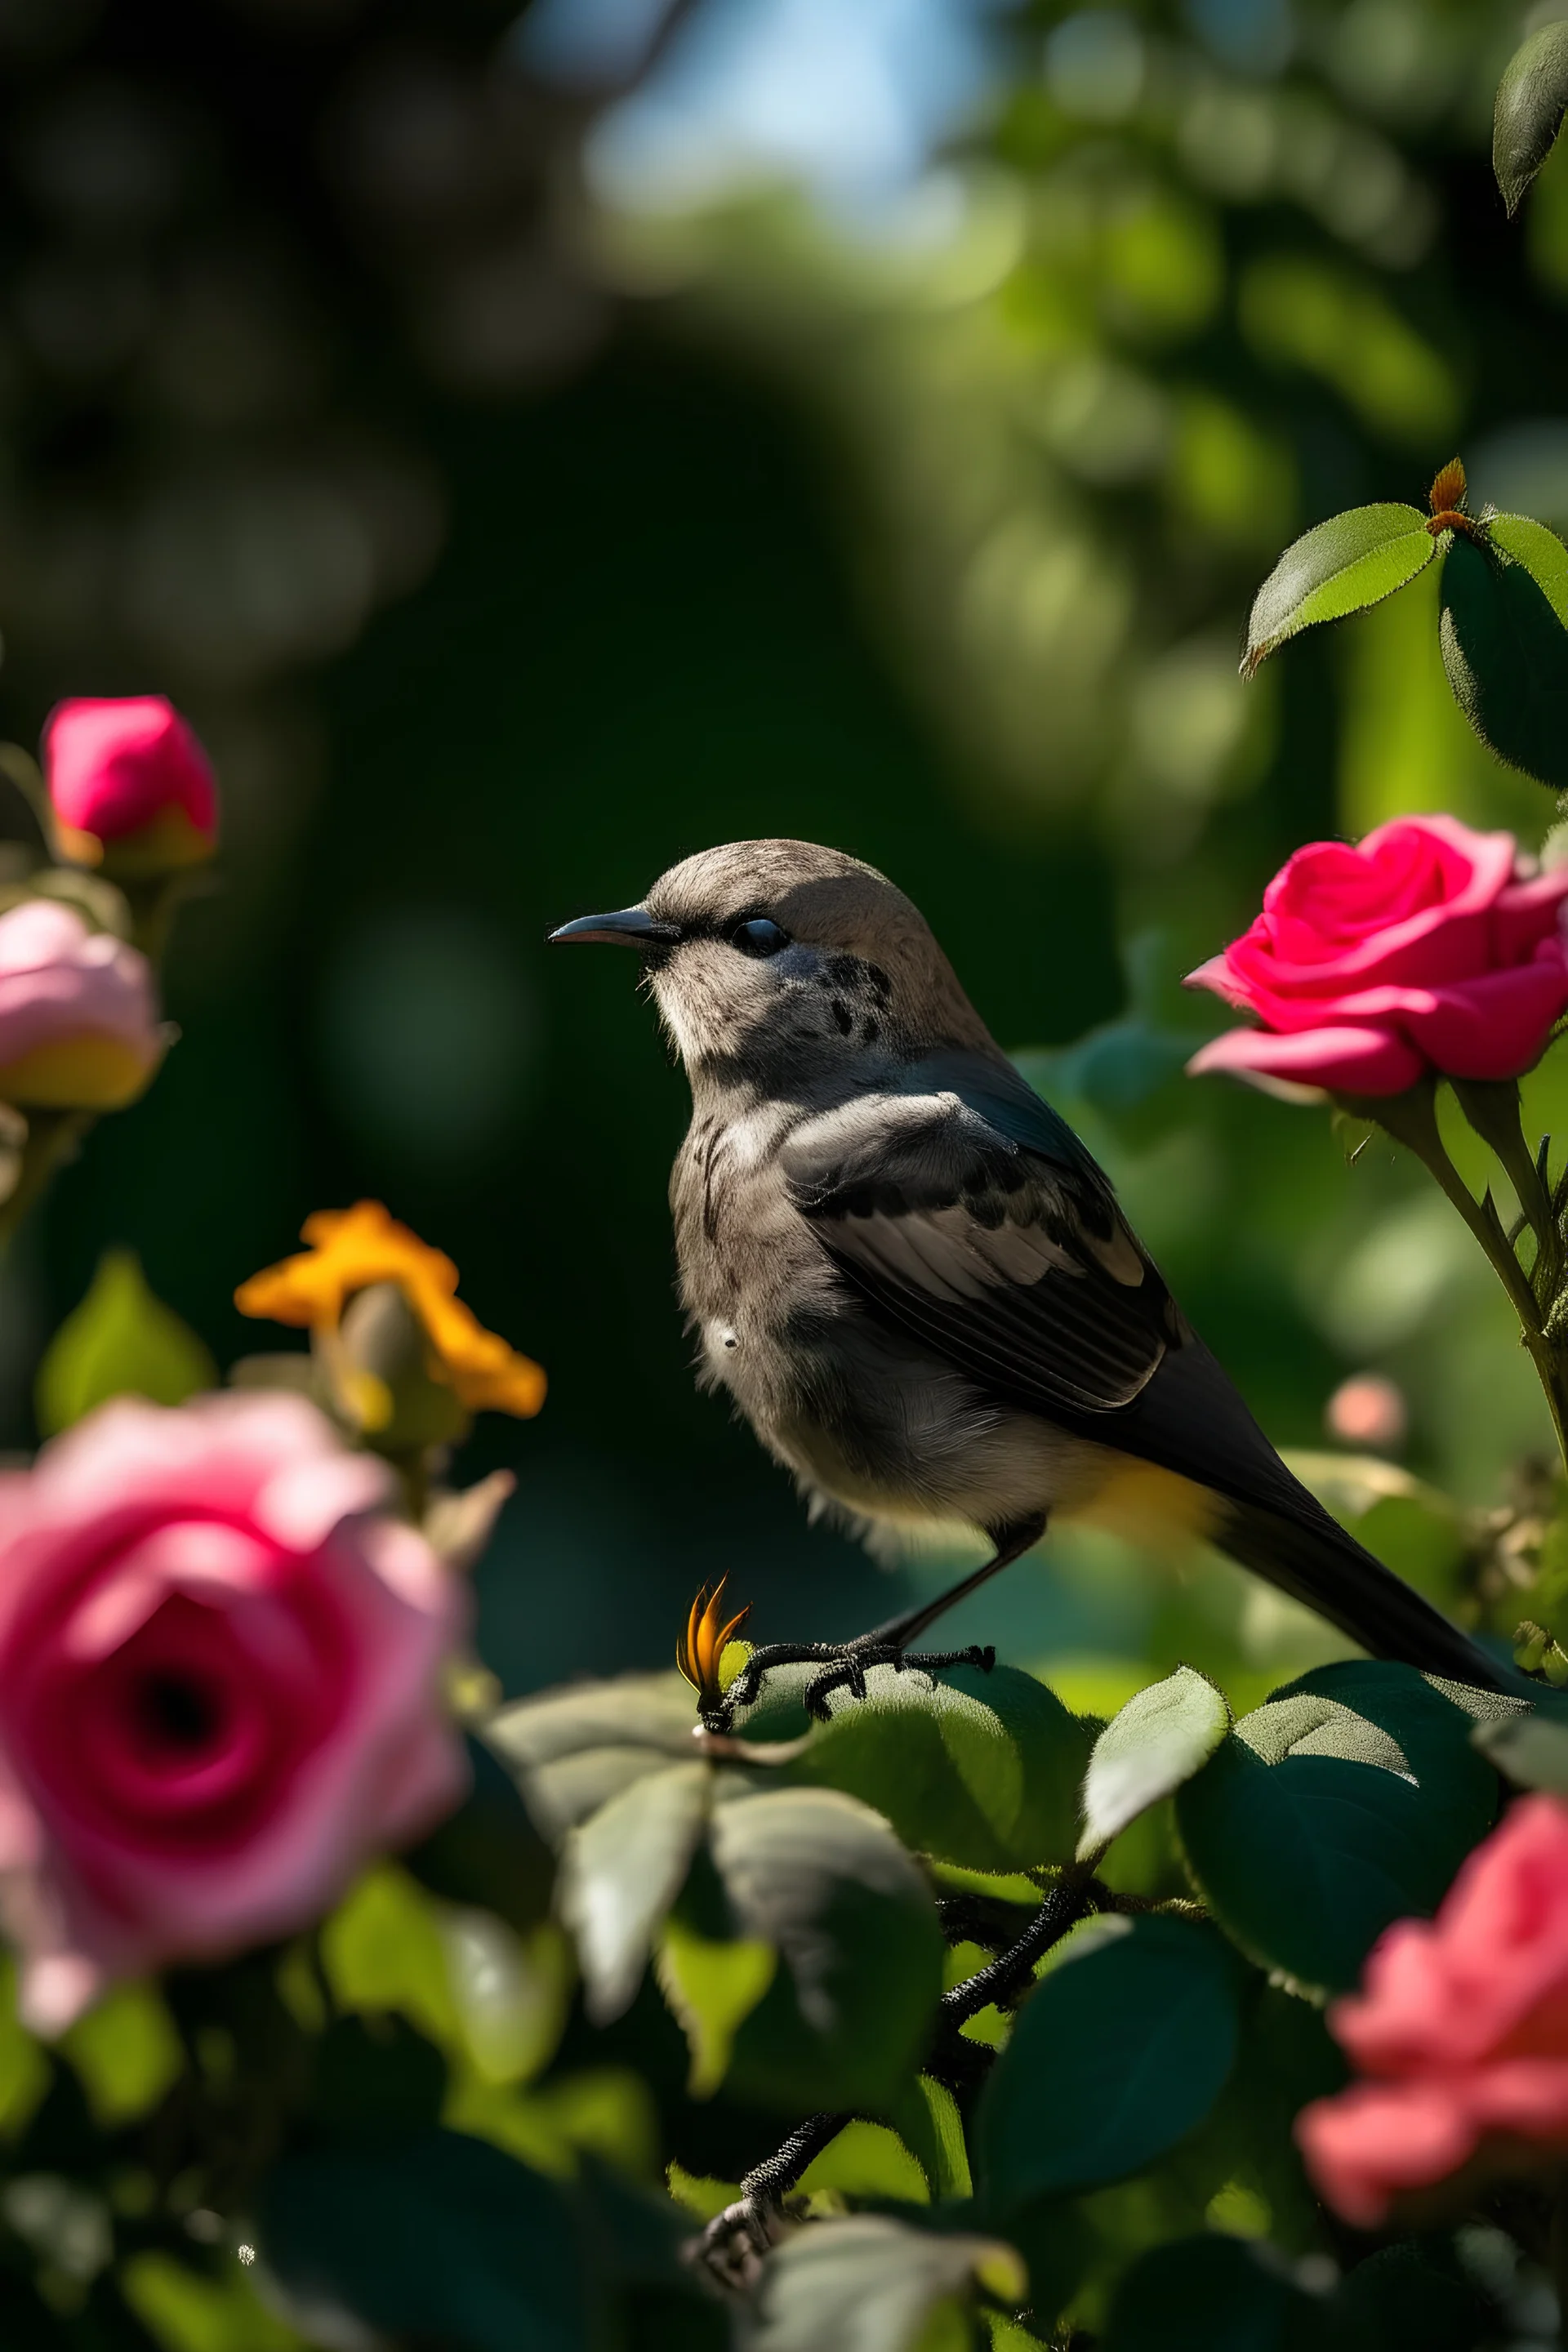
top-left (779, 1062), bottom-right (1176, 1415)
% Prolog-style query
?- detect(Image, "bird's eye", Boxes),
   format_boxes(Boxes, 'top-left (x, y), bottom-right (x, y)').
top-left (729, 917), bottom-right (790, 958)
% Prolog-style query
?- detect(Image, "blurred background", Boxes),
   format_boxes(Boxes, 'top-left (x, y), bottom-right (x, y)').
top-left (3, 0), bottom-right (1568, 1712)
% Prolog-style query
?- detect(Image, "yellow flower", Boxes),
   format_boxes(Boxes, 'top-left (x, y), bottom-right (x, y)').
top-left (676, 1577), bottom-right (751, 1712)
top-left (235, 1201), bottom-right (546, 1420)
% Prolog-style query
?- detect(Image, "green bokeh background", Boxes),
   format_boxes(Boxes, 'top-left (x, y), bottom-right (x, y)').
top-left (6, 0), bottom-right (1568, 1713)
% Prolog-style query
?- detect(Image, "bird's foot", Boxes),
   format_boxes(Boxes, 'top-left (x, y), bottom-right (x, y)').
top-left (687, 2193), bottom-right (781, 2292)
top-left (703, 1637), bottom-right (995, 1732)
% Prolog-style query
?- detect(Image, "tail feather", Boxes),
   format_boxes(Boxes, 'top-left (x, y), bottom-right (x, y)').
top-left (1217, 1490), bottom-right (1511, 1694)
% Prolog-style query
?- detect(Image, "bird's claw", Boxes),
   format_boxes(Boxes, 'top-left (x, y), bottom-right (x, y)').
top-left (701, 1636), bottom-right (996, 1731)
top-left (687, 2193), bottom-right (780, 2292)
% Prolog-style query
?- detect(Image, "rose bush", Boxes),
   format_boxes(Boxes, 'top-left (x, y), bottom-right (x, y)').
top-left (0, 1391), bottom-right (466, 2032)
top-left (1297, 1794), bottom-right (1568, 2226)
top-left (0, 898), bottom-right (165, 1110)
top-left (1185, 813), bottom-right (1568, 1095)
top-left (43, 695), bottom-right (217, 871)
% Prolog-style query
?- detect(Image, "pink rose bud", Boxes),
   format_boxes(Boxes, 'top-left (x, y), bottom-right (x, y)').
top-left (1325, 1373), bottom-right (1408, 1453)
top-left (0, 900), bottom-right (166, 1110)
top-left (43, 697), bottom-right (217, 874)
top-left (0, 1392), bottom-right (468, 2031)
top-left (1186, 814), bottom-right (1568, 1096)
top-left (1298, 1794), bottom-right (1568, 2226)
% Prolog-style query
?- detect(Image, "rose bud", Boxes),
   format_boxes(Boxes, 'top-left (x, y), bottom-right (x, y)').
top-left (0, 1392), bottom-right (467, 2030)
top-left (0, 900), bottom-right (166, 1111)
top-left (44, 697), bottom-right (217, 876)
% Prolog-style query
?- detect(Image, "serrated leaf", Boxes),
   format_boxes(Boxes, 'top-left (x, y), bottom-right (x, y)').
top-left (1494, 20), bottom-right (1568, 216)
top-left (36, 1250), bottom-right (215, 1435)
top-left (743, 2215), bottom-right (1025, 2352)
top-left (1242, 506), bottom-right (1433, 677)
top-left (1439, 528), bottom-right (1568, 787)
top-left (561, 1760), bottom-right (710, 2024)
top-left (1078, 1667), bottom-right (1230, 1859)
top-left (738, 1660), bottom-right (1090, 1873)
top-left (1176, 1664), bottom-right (1499, 1993)
top-left (975, 1914), bottom-right (1240, 2209)
top-left (710, 1788), bottom-right (944, 2114)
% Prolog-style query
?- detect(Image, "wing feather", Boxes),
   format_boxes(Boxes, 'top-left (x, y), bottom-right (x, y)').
top-left (781, 1074), bottom-right (1171, 1415)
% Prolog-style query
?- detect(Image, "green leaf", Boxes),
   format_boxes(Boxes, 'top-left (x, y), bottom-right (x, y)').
top-left (1176, 1664), bottom-right (1499, 1994)
top-left (1485, 512), bottom-right (1568, 624)
top-left (1241, 506), bottom-right (1433, 678)
top-left (656, 1914), bottom-right (776, 2096)
top-left (1439, 527), bottom-right (1568, 788)
top-left (798, 2118), bottom-right (929, 2205)
top-left (36, 1249), bottom-right (215, 1435)
top-left (743, 1660), bottom-right (1091, 1873)
top-left (120, 2252), bottom-right (304, 2352)
top-left (404, 1731), bottom-right (556, 1935)
top-left (1494, 20), bottom-right (1568, 216)
top-left (561, 1760), bottom-right (711, 2023)
top-left (60, 1980), bottom-right (182, 2127)
top-left (258, 2129), bottom-right (590, 2352)
top-left (1078, 1668), bottom-right (1231, 1860)
top-left (1475, 1706), bottom-right (1568, 1793)
top-left (744, 2215), bottom-right (1026, 2352)
top-left (485, 1673), bottom-right (698, 1841)
top-left (975, 1914), bottom-right (1240, 2209)
top-left (710, 1787), bottom-right (944, 2114)
top-left (1103, 2233), bottom-right (1332, 2351)
top-left (889, 2075), bottom-right (973, 2201)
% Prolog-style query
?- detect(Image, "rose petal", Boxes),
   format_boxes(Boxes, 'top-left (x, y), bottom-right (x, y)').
top-left (1297, 2081), bottom-right (1481, 2229)
top-left (1187, 1022), bottom-right (1427, 1095)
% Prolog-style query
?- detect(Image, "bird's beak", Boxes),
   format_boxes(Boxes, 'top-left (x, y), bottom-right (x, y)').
top-left (546, 906), bottom-right (680, 950)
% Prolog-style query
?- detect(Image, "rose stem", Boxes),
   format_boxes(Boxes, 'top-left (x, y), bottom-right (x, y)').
top-left (1348, 1079), bottom-right (1568, 1477)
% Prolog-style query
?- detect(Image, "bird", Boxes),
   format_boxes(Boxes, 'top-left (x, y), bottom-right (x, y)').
top-left (550, 837), bottom-right (1512, 1717)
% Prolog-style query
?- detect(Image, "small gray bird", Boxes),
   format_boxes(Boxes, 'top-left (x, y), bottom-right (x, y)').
top-left (552, 838), bottom-right (1509, 1713)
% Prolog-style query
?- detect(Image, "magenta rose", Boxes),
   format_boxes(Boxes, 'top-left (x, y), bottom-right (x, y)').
top-left (0, 1392), bottom-right (466, 2030)
top-left (0, 899), bottom-right (166, 1111)
top-left (1185, 815), bottom-right (1568, 1095)
top-left (44, 697), bottom-right (216, 871)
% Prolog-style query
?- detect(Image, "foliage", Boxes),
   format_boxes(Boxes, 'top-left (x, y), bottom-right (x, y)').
top-left (13, 4), bottom-right (1568, 2351)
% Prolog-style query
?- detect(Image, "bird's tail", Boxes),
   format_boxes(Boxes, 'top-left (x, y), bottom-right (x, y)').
top-left (1216, 1489), bottom-right (1514, 1695)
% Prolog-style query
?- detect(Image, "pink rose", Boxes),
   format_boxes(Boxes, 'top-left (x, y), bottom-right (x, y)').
top-left (44, 697), bottom-right (216, 870)
top-left (1297, 1794), bottom-right (1568, 2227)
top-left (0, 1393), bottom-right (466, 2030)
top-left (1185, 815), bottom-right (1568, 1095)
top-left (0, 900), bottom-right (166, 1110)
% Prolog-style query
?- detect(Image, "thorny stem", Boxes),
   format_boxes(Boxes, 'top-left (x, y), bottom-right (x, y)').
top-left (1451, 1078), bottom-right (1565, 1301)
top-left (1348, 1079), bottom-right (1568, 1477)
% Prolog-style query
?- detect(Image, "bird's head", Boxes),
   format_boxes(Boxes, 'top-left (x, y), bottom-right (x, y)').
top-left (550, 839), bottom-right (996, 1091)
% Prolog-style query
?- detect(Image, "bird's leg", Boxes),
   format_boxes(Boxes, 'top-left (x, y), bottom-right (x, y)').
top-left (705, 1514), bottom-right (1047, 1731)
top-left (688, 2109), bottom-right (846, 2290)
